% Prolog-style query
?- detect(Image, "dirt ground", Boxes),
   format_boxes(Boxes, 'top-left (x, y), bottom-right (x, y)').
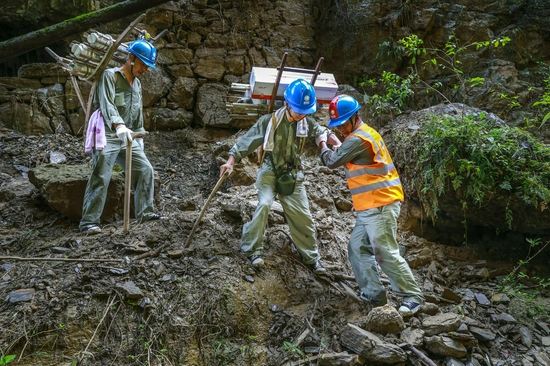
top-left (0, 126), bottom-right (549, 366)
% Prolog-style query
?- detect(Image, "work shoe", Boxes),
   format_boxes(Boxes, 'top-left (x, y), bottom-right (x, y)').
top-left (309, 260), bottom-right (326, 275)
top-left (150, 214), bottom-right (166, 221)
top-left (81, 224), bottom-right (101, 234)
top-left (248, 256), bottom-right (264, 268)
top-left (359, 292), bottom-right (387, 307)
top-left (398, 300), bottom-right (422, 317)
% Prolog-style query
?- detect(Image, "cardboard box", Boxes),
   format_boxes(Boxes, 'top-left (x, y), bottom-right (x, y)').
top-left (250, 67), bottom-right (338, 104)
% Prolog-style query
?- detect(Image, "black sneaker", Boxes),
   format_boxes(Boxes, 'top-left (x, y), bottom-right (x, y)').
top-left (398, 300), bottom-right (422, 317)
top-left (80, 224), bottom-right (101, 234)
top-left (248, 256), bottom-right (264, 267)
top-left (359, 292), bottom-right (387, 307)
top-left (309, 260), bottom-right (326, 275)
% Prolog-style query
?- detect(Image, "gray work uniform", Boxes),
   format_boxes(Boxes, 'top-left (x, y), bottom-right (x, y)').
top-left (229, 112), bottom-right (329, 265)
top-left (79, 67), bottom-right (156, 229)
top-left (320, 126), bottom-right (424, 304)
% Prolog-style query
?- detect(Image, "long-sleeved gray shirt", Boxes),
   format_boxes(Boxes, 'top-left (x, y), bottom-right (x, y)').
top-left (320, 123), bottom-right (374, 168)
top-left (229, 112), bottom-right (329, 170)
top-left (93, 67), bottom-right (145, 133)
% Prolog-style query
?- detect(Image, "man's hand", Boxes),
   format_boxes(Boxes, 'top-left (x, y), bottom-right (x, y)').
top-left (116, 125), bottom-right (134, 145)
top-left (220, 156), bottom-right (236, 177)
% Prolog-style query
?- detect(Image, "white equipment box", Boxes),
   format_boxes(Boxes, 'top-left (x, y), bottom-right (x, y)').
top-left (250, 67), bottom-right (338, 104)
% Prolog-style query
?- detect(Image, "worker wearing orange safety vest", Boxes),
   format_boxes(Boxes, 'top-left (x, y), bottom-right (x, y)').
top-left (319, 94), bottom-right (424, 317)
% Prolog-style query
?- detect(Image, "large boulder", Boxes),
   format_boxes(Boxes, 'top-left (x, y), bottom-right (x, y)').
top-left (28, 164), bottom-right (160, 222)
top-left (383, 103), bottom-right (550, 247)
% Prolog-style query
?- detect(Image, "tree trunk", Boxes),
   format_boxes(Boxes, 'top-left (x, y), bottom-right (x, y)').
top-left (0, 0), bottom-right (171, 64)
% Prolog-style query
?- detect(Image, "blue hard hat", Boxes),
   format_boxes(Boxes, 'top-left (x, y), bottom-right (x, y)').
top-left (127, 40), bottom-right (157, 68)
top-left (284, 79), bottom-right (317, 114)
top-left (328, 94), bottom-right (361, 127)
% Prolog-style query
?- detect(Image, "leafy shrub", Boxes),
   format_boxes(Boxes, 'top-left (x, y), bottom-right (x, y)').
top-left (394, 113), bottom-right (550, 227)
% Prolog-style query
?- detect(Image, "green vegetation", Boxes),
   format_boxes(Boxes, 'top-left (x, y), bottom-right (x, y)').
top-left (498, 238), bottom-right (550, 321)
top-left (361, 34), bottom-right (512, 116)
top-left (282, 341), bottom-right (305, 359)
top-left (0, 354), bottom-right (15, 365)
top-left (392, 113), bottom-right (550, 230)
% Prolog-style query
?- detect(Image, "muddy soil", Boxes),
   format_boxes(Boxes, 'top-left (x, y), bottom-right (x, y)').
top-left (0, 126), bottom-right (549, 366)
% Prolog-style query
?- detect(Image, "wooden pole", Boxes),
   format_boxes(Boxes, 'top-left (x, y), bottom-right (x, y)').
top-left (0, 256), bottom-right (121, 263)
top-left (123, 138), bottom-right (133, 234)
top-left (184, 171), bottom-right (230, 248)
top-left (120, 131), bottom-right (148, 234)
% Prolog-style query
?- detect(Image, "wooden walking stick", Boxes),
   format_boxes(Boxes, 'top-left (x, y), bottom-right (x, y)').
top-left (122, 131), bottom-right (148, 234)
top-left (184, 170), bottom-right (230, 248)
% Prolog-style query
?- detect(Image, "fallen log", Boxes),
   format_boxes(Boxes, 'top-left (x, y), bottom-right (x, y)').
top-left (0, 0), bottom-right (171, 63)
top-left (0, 256), bottom-right (121, 263)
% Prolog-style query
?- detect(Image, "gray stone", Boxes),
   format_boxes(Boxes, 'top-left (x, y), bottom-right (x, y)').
top-left (140, 67), bottom-right (172, 108)
top-left (462, 289), bottom-right (476, 302)
top-left (422, 313), bottom-right (462, 336)
top-left (340, 324), bottom-right (407, 364)
top-left (535, 322), bottom-right (550, 335)
top-left (167, 77), bottom-right (198, 110)
top-left (195, 83), bottom-right (231, 128)
top-left (28, 164), bottom-right (123, 222)
top-left (28, 164), bottom-right (161, 223)
top-left (425, 335), bottom-right (468, 358)
top-left (446, 331), bottom-right (478, 347)
top-left (6, 288), bottom-right (35, 303)
top-left (491, 293), bottom-right (511, 304)
top-left (194, 56), bottom-right (226, 81)
top-left (519, 327), bottom-right (533, 348)
top-left (157, 47), bottom-right (194, 65)
top-left (469, 326), bottom-right (496, 341)
top-left (37, 84), bottom-right (69, 133)
top-left (364, 304), bottom-right (406, 335)
top-left (116, 281), bottom-right (144, 299)
top-left (420, 302), bottom-right (439, 315)
top-left (445, 356), bottom-right (466, 366)
top-left (491, 313), bottom-right (517, 324)
top-left (442, 287), bottom-right (462, 303)
top-left (400, 327), bottom-right (424, 347)
top-left (18, 63), bottom-right (69, 79)
top-left (474, 292), bottom-right (491, 305)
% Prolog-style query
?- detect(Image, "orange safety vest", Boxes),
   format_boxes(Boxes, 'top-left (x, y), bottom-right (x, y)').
top-left (345, 124), bottom-right (404, 211)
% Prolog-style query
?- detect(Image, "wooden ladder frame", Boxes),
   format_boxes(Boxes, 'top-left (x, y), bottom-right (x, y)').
top-left (266, 52), bottom-right (324, 114)
top-left (257, 52), bottom-right (325, 165)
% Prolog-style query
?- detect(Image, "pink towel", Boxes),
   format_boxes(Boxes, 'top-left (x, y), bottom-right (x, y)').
top-left (85, 109), bottom-right (107, 153)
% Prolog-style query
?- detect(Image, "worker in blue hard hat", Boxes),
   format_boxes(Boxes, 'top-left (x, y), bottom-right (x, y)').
top-left (319, 94), bottom-right (425, 317)
top-left (219, 78), bottom-right (341, 274)
top-left (80, 39), bottom-right (163, 234)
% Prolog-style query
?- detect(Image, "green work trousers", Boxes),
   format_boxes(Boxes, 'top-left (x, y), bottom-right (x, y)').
top-left (241, 163), bottom-right (320, 265)
top-left (79, 135), bottom-right (156, 229)
top-left (348, 201), bottom-right (424, 304)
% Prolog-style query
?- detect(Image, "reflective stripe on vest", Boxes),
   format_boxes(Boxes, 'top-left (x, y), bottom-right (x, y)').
top-left (345, 124), bottom-right (404, 210)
